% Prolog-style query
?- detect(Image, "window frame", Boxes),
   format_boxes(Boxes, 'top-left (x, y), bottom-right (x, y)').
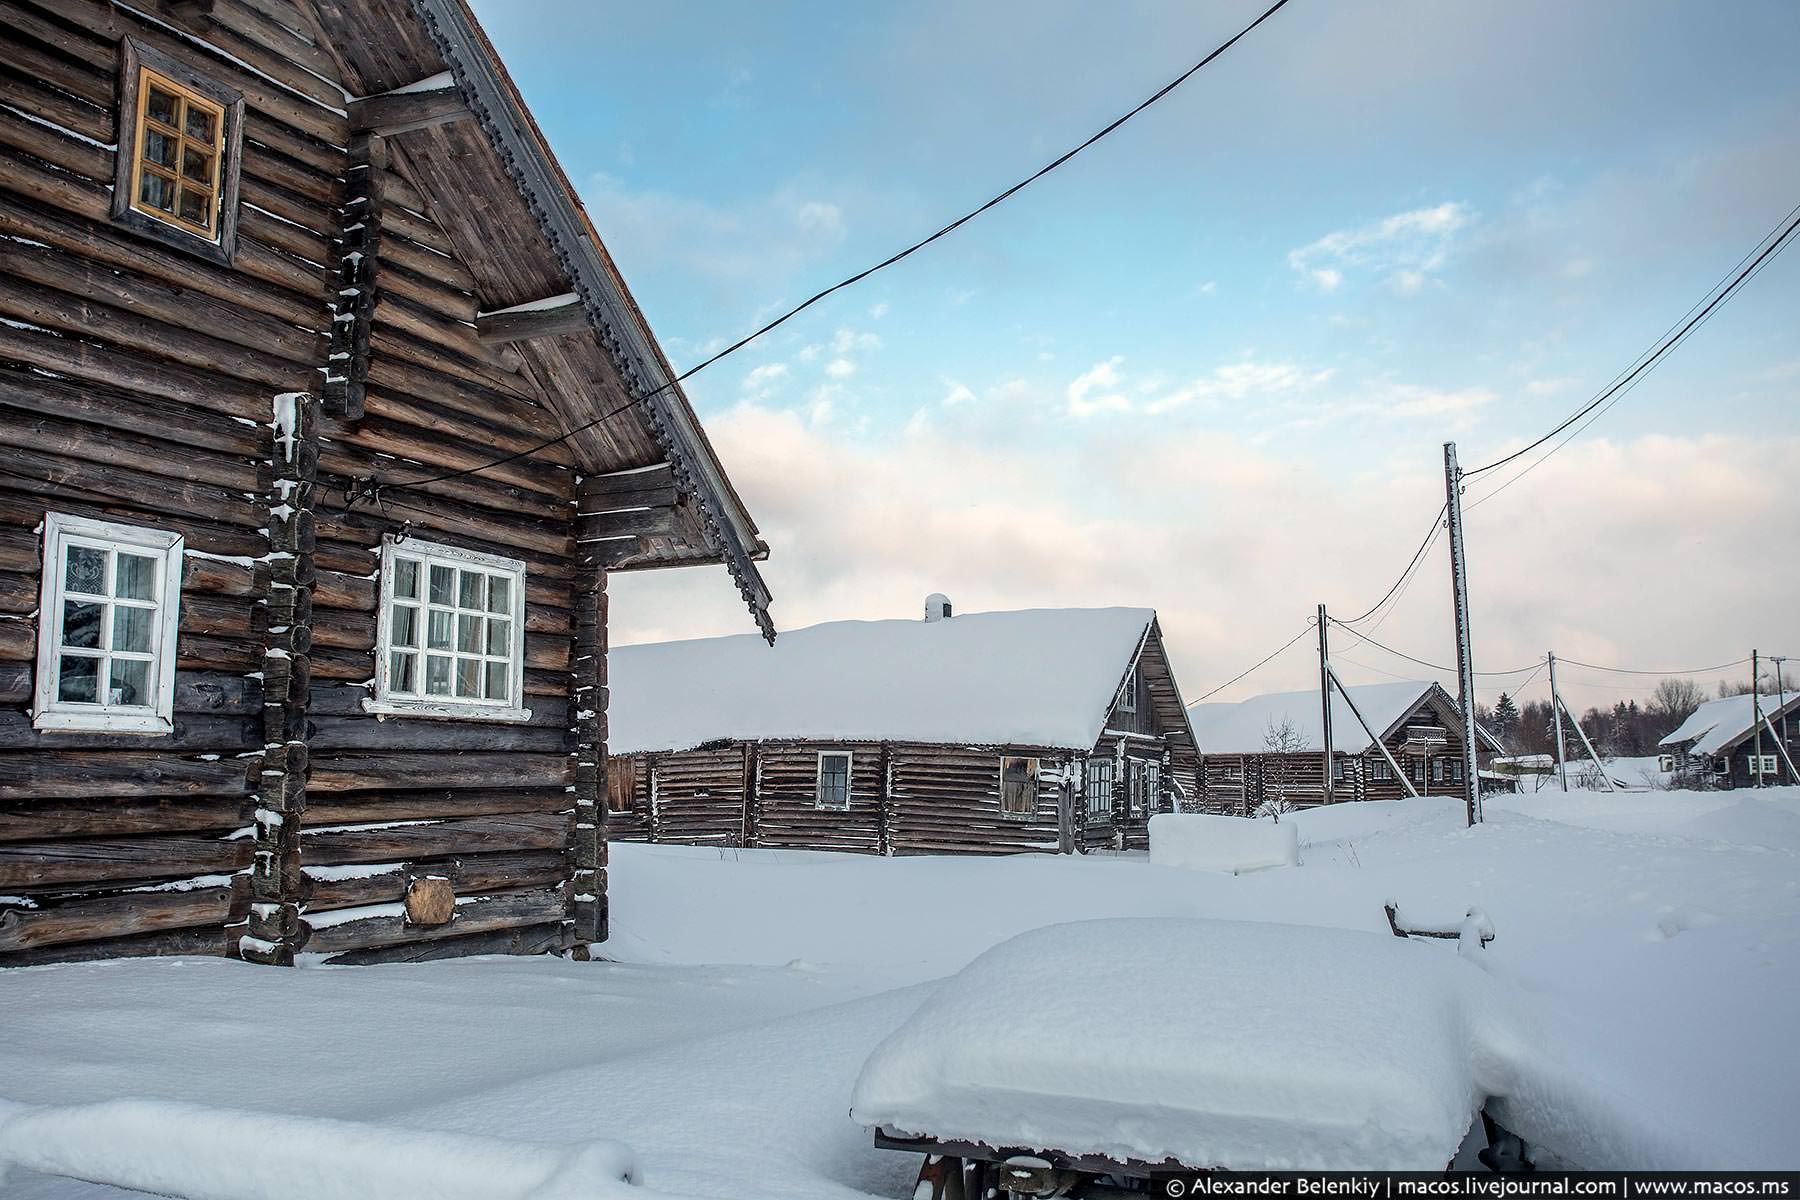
top-left (1117, 664), bottom-right (1139, 714)
top-left (367, 536), bottom-right (531, 723)
top-left (1084, 757), bottom-right (1116, 817)
top-left (815, 750), bottom-right (853, 811)
top-left (998, 755), bottom-right (1039, 820)
top-left (32, 513), bottom-right (183, 734)
top-left (1370, 758), bottom-right (1394, 782)
top-left (112, 37), bottom-right (244, 266)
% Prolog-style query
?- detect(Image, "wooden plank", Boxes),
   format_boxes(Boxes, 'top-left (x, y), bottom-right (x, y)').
top-left (577, 506), bottom-right (677, 541)
top-left (349, 86), bottom-right (470, 136)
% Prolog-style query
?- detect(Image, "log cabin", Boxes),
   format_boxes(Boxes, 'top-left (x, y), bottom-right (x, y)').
top-left (607, 598), bottom-right (1200, 854)
top-left (0, 0), bottom-right (775, 966)
top-left (1657, 692), bottom-right (1800, 788)
top-left (1188, 680), bottom-right (1500, 814)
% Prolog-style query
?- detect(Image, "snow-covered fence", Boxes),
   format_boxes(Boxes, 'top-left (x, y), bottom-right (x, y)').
top-left (1148, 812), bottom-right (1298, 874)
top-left (0, 1098), bottom-right (646, 1200)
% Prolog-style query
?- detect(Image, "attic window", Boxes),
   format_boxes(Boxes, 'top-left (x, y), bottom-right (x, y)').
top-left (816, 751), bottom-right (852, 810)
top-left (112, 39), bottom-right (244, 264)
top-left (1118, 665), bottom-right (1139, 714)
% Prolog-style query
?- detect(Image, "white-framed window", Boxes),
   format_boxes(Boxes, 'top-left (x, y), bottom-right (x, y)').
top-left (33, 513), bottom-right (183, 733)
top-left (368, 536), bottom-right (529, 721)
top-left (1657, 755), bottom-right (1676, 773)
top-left (1085, 757), bottom-right (1115, 817)
top-left (1142, 760), bottom-right (1161, 812)
top-left (1117, 664), bottom-right (1138, 714)
top-left (999, 755), bottom-right (1038, 819)
top-left (1370, 758), bottom-right (1394, 782)
top-left (1753, 754), bottom-right (1778, 776)
top-left (816, 750), bottom-right (852, 810)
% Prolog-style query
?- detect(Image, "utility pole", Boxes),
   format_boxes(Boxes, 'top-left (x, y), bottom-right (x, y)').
top-left (1547, 650), bottom-right (1569, 792)
top-left (1442, 442), bottom-right (1481, 827)
top-left (1752, 649), bottom-right (1763, 788)
top-left (1318, 604), bottom-right (1335, 805)
top-left (1774, 657), bottom-right (1790, 784)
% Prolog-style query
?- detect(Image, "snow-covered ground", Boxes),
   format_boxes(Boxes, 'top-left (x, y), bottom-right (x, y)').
top-left (4, 788), bottom-right (1798, 1195)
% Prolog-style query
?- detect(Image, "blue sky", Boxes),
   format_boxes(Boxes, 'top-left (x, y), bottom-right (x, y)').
top-left (475, 0), bottom-right (1800, 710)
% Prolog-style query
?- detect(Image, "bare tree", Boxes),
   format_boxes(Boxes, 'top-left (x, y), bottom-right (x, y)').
top-left (1257, 717), bottom-right (1307, 820)
top-left (1648, 678), bottom-right (1705, 727)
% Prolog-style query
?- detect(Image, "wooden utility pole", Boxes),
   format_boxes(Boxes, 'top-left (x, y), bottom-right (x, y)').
top-left (1442, 442), bottom-right (1481, 827)
top-left (1318, 604), bottom-right (1336, 805)
top-left (1752, 649), bottom-right (1763, 788)
top-left (1774, 657), bottom-right (1791, 784)
top-left (1547, 650), bottom-right (1570, 792)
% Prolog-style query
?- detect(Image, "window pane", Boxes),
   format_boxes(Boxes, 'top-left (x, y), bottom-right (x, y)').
top-left (391, 605), bottom-right (418, 649)
top-left (109, 658), bottom-right (150, 707)
top-left (65, 545), bottom-right (107, 595)
top-left (389, 650), bottom-right (416, 694)
top-left (177, 187), bottom-right (210, 228)
top-left (485, 617), bottom-right (510, 656)
top-left (146, 86), bottom-right (179, 128)
top-left (458, 569), bottom-right (484, 610)
top-left (455, 657), bottom-right (480, 697)
top-left (484, 660), bottom-right (508, 700)
top-left (429, 564), bottom-right (454, 605)
top-left (457, 613), bottom-right (481, 653)
top-left (184, 103), bottom-right (216, 143)
top-left (394, 558), bottom-right (420, 600)
top-left (138, 170), bottom-right (176, 213)
top-left (486, 575), bottom-right (510, 614)
top-left (425, 654), bottom-right (451, 696)
top-left (426, 609), bottom-right (453, 650)
top-left (181, 144), bottom-right (212, 184)
top-left (57, 655), bottom-right (98, 703)
top-left (142, 127), bottom-right (177, 168)
top-left (115, 553), bottom-right (157, 601)
top-left (113, 605), bottom-right (152, 653)
top-left (62, 600), bottom-right (103, 649)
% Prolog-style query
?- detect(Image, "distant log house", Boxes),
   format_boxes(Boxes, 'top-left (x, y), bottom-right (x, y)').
top-left (0, 0), bottom-right (774, 967)
top-left (608, 598), bottom-right (1200, 855)
top-left (1657, 692), bottom-right (1800, 788)
top-left (1188, 681), bottom-right (1501, 814)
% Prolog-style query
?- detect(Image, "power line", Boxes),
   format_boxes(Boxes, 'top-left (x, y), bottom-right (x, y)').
top-left (1327, 617), bottom-right (1541, 677)
top-left (1191, 621), bottom-right (1315, 703)
top-left (348, 0), bottom-right (1297, 505)
top-left (1465, 201), bottom-right (1800, 482)
top-left (1555, 655), bottom-right (1751, 677)
top-left (1339, 503), bottom-right (1445, 626)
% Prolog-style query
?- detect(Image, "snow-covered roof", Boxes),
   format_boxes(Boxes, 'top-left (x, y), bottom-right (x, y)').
top-left (609, 607), bottom-right (1155, 755)
top-left (1187, 681), bottom-right (1448, 756)
top-left (1657, 693), bottom-right (1799, 756)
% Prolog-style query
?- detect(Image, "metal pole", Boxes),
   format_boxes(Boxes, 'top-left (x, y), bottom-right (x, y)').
top-left (1442, 442), bottom-right (1481, 827)
top-left (1752, 649), bottom-right (1763, 788)
top-left (1327, 662), bottom-right (1419, 799)
top-left (1559, 695), bottom-right (1616, 792)
top-left (1318, 604), bottom-right (1335, 805)
top-left (1547, 650), bottom-right (1569, 792)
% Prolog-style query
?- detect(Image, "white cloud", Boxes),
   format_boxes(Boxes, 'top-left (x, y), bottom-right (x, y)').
top-left (941, 380), bottom-right (976, 407)
top-left (1066, 357), bottom-right (1131, 417)
top-left (1289, 201), bottom-right (1473, 294)
top-left (793, 200), bottom-right (845, 241)
top-left (831, 328), bottom-right (882, 354)
top-left (825, 358), bottom-right (856, 379)
top-left (868, 301), bottom-right (889, 320)
top-left (740, 361), bottom-right (790, 403)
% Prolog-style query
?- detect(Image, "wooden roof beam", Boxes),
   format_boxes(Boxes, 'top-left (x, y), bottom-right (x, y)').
top-left (475, 294), bottom-right (587, 344)
top-left (349, 81), bottom-right (472, 138)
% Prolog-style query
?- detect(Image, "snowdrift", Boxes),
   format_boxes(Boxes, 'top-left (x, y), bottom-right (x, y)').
top-left (0, 1098), bottom-right (646, 1200)
top-left (1149, 812), bottom-right (1298, 873)
top-left (851, 917), bottom-right (1493, 1171)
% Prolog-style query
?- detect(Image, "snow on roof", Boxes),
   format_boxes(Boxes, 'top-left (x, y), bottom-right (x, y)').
top-left (1187, 680), bottom-right (1441, 755)
top-left (851, 917), bottom-right (1493, 1170)
top-left (1658, 693), bottom-right (1798, 756)
top-left (609, 607), bottom-right (1154, 755)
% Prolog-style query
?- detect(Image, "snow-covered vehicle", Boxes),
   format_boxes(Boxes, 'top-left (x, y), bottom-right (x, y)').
top-left (852, 916), bottom-right (1538, 1196)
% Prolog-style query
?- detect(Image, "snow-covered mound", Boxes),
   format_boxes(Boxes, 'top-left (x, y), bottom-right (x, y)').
top-left (851, 917), bottom-right (1494, 1171)
top-left (1149, 812), bottom-right (1298, 873)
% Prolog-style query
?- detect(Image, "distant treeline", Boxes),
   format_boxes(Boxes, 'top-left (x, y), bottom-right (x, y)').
top-left (1475, 669), bottom-right (1795, 760)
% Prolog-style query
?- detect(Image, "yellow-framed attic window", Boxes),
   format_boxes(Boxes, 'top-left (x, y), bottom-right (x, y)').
top-left (110, 37), bottom-right (245, 266)
top-left (131, 69), bottom-right (226, 239)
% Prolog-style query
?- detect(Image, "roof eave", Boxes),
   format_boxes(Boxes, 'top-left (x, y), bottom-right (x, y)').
top-left (409, 0), bottom-right (775, 641)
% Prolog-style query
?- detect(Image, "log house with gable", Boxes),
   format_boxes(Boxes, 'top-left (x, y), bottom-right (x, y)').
top-left (0, 0), bottom-right (773, 966)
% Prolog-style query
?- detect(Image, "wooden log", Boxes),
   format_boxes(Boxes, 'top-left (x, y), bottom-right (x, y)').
top-left (0, 409), bottom-right (265, 495)
top-left (301, 812), bottom-right (570, 864)
top-left (349, 86), bottom-right (471, 137)
top-left (0, 752), bottom-right (256, 801)
top-left (306, 718), bottom-right (568, 753)
top-left (402, 875), bottom-right (455, 925)
top-left (0, 921), bottom-right (232, 967)
top-left (319, 919), bottom-right (568, 966)
top-left (303, 887), bottom-right (566, 955)
top-left (0, 793), bottom-right (254, 841)
top-left (576, 506), bottom-right (677, 541)
top-left (0, 878), bottom-right (245, 952)
top-left (0, 832), bottom-right (252, 889)
top-left (0, 370), bottom-right (267, 462)
top-left (0, 711), bottom-right (257, 754)
top-left (476, 296), bottom-right (588, 344)
top-left (306, 754), bottom-right (574, 793)
top-left (302, 849), bottom-right (569, 911)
